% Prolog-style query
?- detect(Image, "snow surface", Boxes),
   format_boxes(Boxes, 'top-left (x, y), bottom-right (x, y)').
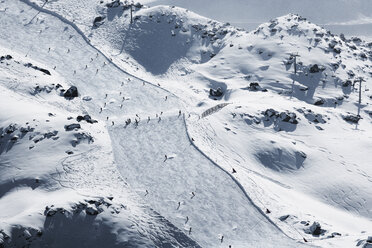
top-left (1, 0), bottom-right (372, 247)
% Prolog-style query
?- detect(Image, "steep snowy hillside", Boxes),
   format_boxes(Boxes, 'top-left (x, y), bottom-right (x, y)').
top-left (1, 0), bottom-right (372, 247)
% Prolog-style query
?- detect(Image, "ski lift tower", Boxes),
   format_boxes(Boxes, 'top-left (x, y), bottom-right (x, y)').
top-left (290, 53), bottom-right (300, 75)
top-left (358, 77), bottom-right (365, 105)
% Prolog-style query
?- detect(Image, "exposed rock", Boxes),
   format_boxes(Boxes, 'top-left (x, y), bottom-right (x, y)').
top-left (342, 80), bottom-right (352, 87)
top-left (0, 55), bottom-right (12, 60)
top-left (309, 64), bottom-right (323, 73)
top-left (85, 205), bottom-right (99, 215)
top-left (279, 112), bottom-right (298, 124)
top-left (64, 123), bottom-right (81, 131)
top-left (44, 130), bottom-right (58, 139)
top-left (82, 96), bottom-right (92, 101)
top-left (64, 86), bottom-right (78, 98)
top-left (93, 16), bottom-right (105, 27)
top-left (76, 115), bottom-right (97, 124)
top-left (209, 87), bottom-right (223, 97)
top-left (342, 114), bottom-right (361, 124)
top-left (249, 82), bottom-right (261, 91)
top-left (263, 108), bottom-right (278, 118)
top-left (333, 47), bottom-right (341, 54)
top-left (106, 0), bottom-right (120, 8)
top-left (279, 215), bottom-right (290, 221)
top-left (263, 109), bottom-right (298, 124)
top-left (309, 221), bottom-right (322, 235)
top-left (314, 99), bottom-right (325, 106)
top-left (71, 132), bottom-right (94, 147)
top-left (24, 63), bottom-right (51, 75)
top-left (44, 206), bottom-right (65, 217)
top-left (32, 85), bottom-right (54, 95)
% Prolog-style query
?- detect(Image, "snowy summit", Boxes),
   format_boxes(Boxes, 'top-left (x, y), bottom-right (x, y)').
top-left (0, 0), bottom-right (372, 247)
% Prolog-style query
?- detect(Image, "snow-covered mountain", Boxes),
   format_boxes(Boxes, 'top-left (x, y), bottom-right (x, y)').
top-left (0, 0), bottom-right (371, 247)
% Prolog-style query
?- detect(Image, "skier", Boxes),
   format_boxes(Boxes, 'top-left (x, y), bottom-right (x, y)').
top-left (165, 96), bottom-right (167, 101)
top-left (164, 155), bottom-right (167, 162)
top-left (191, 192), bottom-right (195, 199)
top-left (221, 236), bottom-right (224, 243)
top-left (112, 121), bottom-right (114, 126)
top-left (177, 202), bottom-right (180, 210)
top-left (185, 216), bottom-right (189, 224)
top-left (189, 227), bottom-right (192, 235)
top-left (178, 110), bottom-right (181, 116)
top-left (147, 116), bottom-right (150, 122)
top-left (106, 116), bottom-right (109, 120)
top-left (99, 107), bottom-right (102, 113)
top-left (232, 168), bottom-right (237, 173)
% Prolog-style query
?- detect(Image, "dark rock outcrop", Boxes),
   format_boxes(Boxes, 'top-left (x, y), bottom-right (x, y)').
top-left (64, 86), bottom-right (78, 98)
top-left (64, 123), bottom-right (81, 131)
top-left (209, 87), bottom-right (223, 97)
top-left (76, 115), bottom-right (97, 124)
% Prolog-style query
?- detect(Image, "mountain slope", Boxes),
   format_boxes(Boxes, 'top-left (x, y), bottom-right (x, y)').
top-left (1, 0), bottom-right (372, 247)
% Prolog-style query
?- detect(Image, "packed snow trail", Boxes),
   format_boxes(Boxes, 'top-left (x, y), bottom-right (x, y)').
top-left (110, 115), bottom-right (307, 247)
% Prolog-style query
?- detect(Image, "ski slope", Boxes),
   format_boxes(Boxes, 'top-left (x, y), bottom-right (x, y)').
top-left (110, 114), bottom-right (305, 247)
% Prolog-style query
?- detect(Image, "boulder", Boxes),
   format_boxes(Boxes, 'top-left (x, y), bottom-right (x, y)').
top-left (209, 87), bottom-right (223, 97)
top-left (76, 115), bottom-right (97, 124)
top-left (309, 64), bottom-right (321, 73)
top-left (249, 82), bottom-right (261, 91)
top-left (309, 221), bottom-right (322, 235)
top-left (264, 108), bottom-right (279, 118)
top-left (279, 112), bottom-right (298, 124)
top-left (64, 123), bottom-right (81, 131)
top-left (64, 86), bottom-right (78, 98)
top-left (333, 47), bottom-right (341, 54)
top-left (93, 16), bottom-right (105, 27)
top-left (82, 96), bottom-right (92, 101)
top-left (342, 80), bottom-right (352, 87)
top-left (342, 114), bottom-right (361, 124)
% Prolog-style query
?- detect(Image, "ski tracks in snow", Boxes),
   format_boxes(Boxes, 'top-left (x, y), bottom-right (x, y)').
top-left (11, 0), bottom-right (309, 246)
